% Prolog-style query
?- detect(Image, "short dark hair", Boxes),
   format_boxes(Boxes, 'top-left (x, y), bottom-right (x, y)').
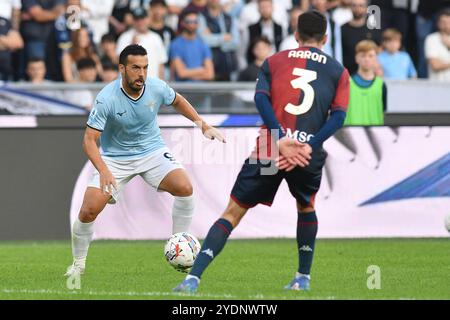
top-left (119, 44), bottom-right (147, 65)
top-left (76, 57), bottom-right (96, 71)
top-left (438, 8), bottom-right (450, 21)
top-left (249, 36), bottom-right (271, 62)
top-left (28, 57), bottom-right (45, 64)
top-left (297, 10), bottom-right (327, 42)
top-left (150, 0), bottom-right (167, 7)
top-left (102, 60), bottom-right (118, 71)
top-left (101, 34), bottom-right (116, 44)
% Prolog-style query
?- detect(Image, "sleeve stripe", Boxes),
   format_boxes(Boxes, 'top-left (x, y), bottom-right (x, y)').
top-left (255, 89), bottom-right (271, 97)
top-left (169, 92), bottom-right (177, 106)
top-left (86, 124), bottom-right (103, 132)
top-left (331, 106), bottom-right (347, 112)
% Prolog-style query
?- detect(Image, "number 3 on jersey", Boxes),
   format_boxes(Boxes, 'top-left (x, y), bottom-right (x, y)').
top-left (284, 68), bottom-right (317, 116)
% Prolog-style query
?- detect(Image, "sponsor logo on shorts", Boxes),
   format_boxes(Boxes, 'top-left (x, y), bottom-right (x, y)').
top-left (164, 152), bottom-right (176, 162)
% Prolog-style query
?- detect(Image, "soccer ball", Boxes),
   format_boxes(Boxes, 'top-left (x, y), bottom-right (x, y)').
top-left (164, 232), bottom-right (201, 273)
top-left (445, 214), bottom-right (450, 233)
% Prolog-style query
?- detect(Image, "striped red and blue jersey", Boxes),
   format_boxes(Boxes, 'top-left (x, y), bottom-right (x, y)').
top-left (252, 46), bottom-right (350, 171)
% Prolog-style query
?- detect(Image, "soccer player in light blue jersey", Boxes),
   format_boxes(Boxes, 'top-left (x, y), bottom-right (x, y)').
top-left (65, 44), bottom-right (225, 277)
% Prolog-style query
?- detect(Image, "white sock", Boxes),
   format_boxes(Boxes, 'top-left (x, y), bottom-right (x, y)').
top-left (71, 218), bottom-right (94, 268)
top-left (296, 272), bottom-right (310, 279)
top-left (172, 195), bottom-right (194, 234)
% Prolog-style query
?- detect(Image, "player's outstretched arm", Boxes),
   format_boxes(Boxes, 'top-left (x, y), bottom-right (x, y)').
top-left (83, 127), bottom-right (117, 195)
top-left (171, 93), bottom-right (226, 143)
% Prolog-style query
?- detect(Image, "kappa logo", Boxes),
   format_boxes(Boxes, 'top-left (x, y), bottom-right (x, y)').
top-left (202, 249), bottom-right (214, 259)
top-left (116, 110), bottom-right (127, 117)
top-left (95, 99), bottom-right (103, 105)
top-left (299, 245), bottom-right (313, 252)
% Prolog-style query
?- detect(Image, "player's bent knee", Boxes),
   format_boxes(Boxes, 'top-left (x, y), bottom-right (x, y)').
top-left (79, 206), bottom-right (100, 223)
top-left (173, 183), bottom-right (193, 197)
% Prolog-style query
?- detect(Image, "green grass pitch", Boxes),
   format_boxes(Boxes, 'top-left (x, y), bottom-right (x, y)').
top-left (0, 238), bottom-right (449, 300)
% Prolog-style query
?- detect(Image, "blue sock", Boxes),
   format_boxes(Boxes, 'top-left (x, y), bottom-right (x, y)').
top-left (190, 218), bottom-right (233, 279)
top-left (297, 211), bottom-right (318, 275)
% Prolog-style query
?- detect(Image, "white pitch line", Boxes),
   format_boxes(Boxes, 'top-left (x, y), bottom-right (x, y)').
top-left (0, 289), bottom-right (235, 299)
top-left (1, 288), bottom-right (341, 300)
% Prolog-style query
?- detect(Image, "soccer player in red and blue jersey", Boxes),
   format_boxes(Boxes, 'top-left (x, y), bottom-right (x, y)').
top-left (174, 10), bottom-right (350, 292)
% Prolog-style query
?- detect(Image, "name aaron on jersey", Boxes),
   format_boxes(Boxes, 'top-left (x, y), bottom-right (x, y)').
top-left (287, 50), bottom-right (327, 64)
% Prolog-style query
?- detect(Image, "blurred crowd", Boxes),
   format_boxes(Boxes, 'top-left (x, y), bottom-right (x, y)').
top-left (0, 0), bottom-right (450, 86)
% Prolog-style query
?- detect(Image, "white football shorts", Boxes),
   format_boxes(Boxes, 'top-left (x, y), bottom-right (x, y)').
top-left (87, 147), bottom-right (183, 204)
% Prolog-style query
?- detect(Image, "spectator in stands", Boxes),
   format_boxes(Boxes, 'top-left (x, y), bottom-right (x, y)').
top-left (341, 0), bottom-right (382, 75)
top-left (46, 0), bottom-right (91, 81)
top-left (239, 0), bottom-right (290, 31)
top-left (116, 8), bottom-right (167, 79)
top-left (246, 0), bottom-right (285, 65)
top-left (178, 0), bottom-right (208, 31)
top-left (0, 0), bottom-right (21, 31)
top-left (65, 58), bottom-right (97, 110)
top-left (100, 34), bottom-right (119, 66)
top-left (238, 36), bottom-right (271, 81)
top-left (169, 11), bottom-right (214, 81)
top-left (109, 0), bottom-right (134, 38)
top-left (62, 27), bottom-right (102, 82)
top-left (425, 9), bottom-right (450, 82)
top-left (198, 0), bottom-right (239, 81)
top-left (149, 0), bottom-right (175, 53)
top-left (0, 16), bottom-right (23, 81)
top-left (26, 57), bottom-right (47, 83)
top-left (20, 0), bottom-right (65, 67)
top-left (311, 0), bottom-right (342, 63)
top-left (416, 0), bottom-right (450, 78)
top-left (344, 40), bottom-right (387, 126)
top-left (81, 0), bottom-right (115, 45)
top-left (378, 29), bottom-right (416, 80)
top-left (221, 0), bottom-right (245, 19)
top-left (280, 7), bottom-right (303, 51)
top-left (332, 0), bottom-right (353, 26)
top-left (370, 0), bottom-right (410, 48)
top-left (100, 60), bottom-right (118, 83)
top-left (166, 0), bottom-right (189, 31)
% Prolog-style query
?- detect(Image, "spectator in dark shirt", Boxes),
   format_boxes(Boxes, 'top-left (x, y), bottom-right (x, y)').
top-left (198, 0), bottom-right (240, 81)
top-left (341, 0), bottom-right (382, 74)
top-left (370, 0), bottom-right (410, 48)
top-left (0, 16), bottom-right (23, 80)
top-left (246, 0), bottom-right (284, 65)
top-left (20, 0), bottom-right (65, 71)
top-left (149, 0), bottom-right (175, 53)
top-left (238, 36), bottom-right (271, 81)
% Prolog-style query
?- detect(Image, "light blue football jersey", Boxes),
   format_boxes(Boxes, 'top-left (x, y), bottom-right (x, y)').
top-left (87, 76), bottom-right (176, 160)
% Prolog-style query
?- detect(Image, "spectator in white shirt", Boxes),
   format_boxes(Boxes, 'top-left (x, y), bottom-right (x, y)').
top-left (332, 0), bottom-right (353, 26)
top-left (116, 8), bottom-right (168, 79)
top-left (0, 0), bottom-right (21, 30)
top-left (81, 0), bottom-right (115, 45)
top-left (425, 9), bottom-right (450, 82)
